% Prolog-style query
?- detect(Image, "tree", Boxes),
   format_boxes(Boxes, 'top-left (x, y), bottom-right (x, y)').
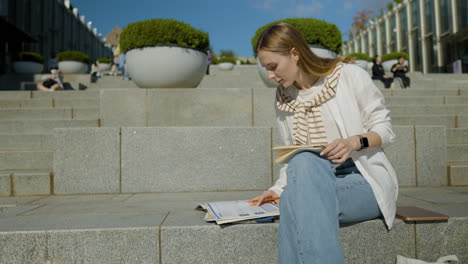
top-left (387, 2), bottom-right (394, 11)
top-left (350, 9), bottom-right (374, 36)
top-left (220, 50), bottom-right (235, 57)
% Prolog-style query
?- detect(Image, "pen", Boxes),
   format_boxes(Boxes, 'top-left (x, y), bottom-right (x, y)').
top-left (249, 197), bottom-right (280, 203)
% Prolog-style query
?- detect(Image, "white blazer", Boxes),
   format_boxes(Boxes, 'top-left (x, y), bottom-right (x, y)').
top-left (270, 64), bottom-right (399, 229)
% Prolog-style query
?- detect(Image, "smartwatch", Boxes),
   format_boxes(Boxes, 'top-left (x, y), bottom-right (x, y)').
top-left (357, 135), bottom-right (369, 151)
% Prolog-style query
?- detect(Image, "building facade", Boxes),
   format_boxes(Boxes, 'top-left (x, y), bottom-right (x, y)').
top-left (343, 0), bottom-right (468, 73)
top-left (0, 0), bottom-right (112, 74)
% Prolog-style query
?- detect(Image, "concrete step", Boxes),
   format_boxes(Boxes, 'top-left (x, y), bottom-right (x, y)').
top-left (0, 187), bottom-right (467, 263)
top-left (0, 98), bottom-right (100, 109)
top-left (53, 126), bottom-right (448, 195)
top-left (31, 90), bottom-right (99, 99)
top-left (0, 108), bottom-right (72, 120)
top-left (391, 115), bottom-right (468, 128)
top-left (0, 150), bottom-right (53, 171)
top-left (0, 119), bottom-right (100, 134)
top-left (446, 96), bottom-right (468, 104)
top-left (54, 98), bottom-right (100, 108)
top-left (0, 134), bottom-right (53, 150)
top-left (0, 98), bottom-right (52, 108)
top-left (384, 96), bottom-right (468, 105)
top-left (391, 89), bottom-right (461, 96)
top-left (0, 108), bottom-right (99, 120)
top-left (448, 164), bottom-right (468, 186)
top-left (0, 91), bottom-right (31, 99)
top-left (447, 144), bottom-right (468, 162)
top-left (388, 105), bottom-right (468, 115)
top-left (0, 171), bottom-right (51, 196)
top-left (447, 128), bottom-right (468, 144)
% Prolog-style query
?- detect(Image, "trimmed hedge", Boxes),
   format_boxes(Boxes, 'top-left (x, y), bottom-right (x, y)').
top-left (97, 58), bottom-right (112, 64)
top-left (120, 19), bottom-right (209, 53)
top-left (16, 52), bottom-right (44, 64)
top-left (251, 18), bottom-right (342, 56)
top-left (348, 52), bottom-right (372, 62)
top-left (57, 51), bottom-right (90, 64)
top-left (382, 51), bottom-right (409, 62)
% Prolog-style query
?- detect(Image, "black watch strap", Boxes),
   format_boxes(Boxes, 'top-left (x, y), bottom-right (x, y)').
top-left (357, 135), bottom-right (369, 151)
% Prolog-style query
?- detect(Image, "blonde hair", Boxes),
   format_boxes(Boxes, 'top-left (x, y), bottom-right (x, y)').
top-left (256, 23), bottom-right (353, 77)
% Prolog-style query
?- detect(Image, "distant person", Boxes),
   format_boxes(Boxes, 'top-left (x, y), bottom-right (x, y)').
top-left (391, 56), bottom-right (410, 88)
top-left (110, 62), bottom-right (118, 76)
top-left (206, 49), bottom-right (212, 75)
top-left (48, 52), bottom-right (57, 71)
top-left (372, 55), bottom-right (393, 88)
top-left (90, 61), bottom-right (100, 83)
top-left (36, 69), bottom-right (63, 91)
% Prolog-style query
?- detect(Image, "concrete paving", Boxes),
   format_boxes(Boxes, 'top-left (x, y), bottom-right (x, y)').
top-left (0, 187), bottom-right (466, 263)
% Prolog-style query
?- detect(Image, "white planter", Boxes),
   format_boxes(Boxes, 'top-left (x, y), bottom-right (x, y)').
top-left (367, 62), bottom-right (374, 71)
top-left (355, 60), bottom-right (369, 70)
top-left (126, 46), bottom-right (207, 88)
top-left (257, 45), bottom-right (338, 88)
top-left (13, 61), bottom-right (44, 74)
top-left (218, 62), bottom-right (234, 71)
top-left (382, 59), bottom-right (398, 73)
top-left (98, 63), bottom-right (111, 71)
top-left (58, 61), bottom-right (88, 73)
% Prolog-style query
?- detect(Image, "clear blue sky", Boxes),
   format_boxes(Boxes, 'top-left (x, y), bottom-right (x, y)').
top-left (71, 0), bottom-right (388, 57)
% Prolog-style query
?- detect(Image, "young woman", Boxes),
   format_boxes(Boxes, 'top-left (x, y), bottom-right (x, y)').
top-left (249, 23), bottom-right (398, 264)
top-left (36, 69), bottom-right (63, 91)
top-left (391, 56), bottom-right (410, 88)
top-left (372, 55), bottom-right (393, 88)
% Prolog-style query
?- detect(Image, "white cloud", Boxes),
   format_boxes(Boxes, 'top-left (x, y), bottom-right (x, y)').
top-left (250, 0), bottom-right (324, 17)
top-left (343, 1), bottom-right (353, 10)
top-left (251, 0), bottom-right (281, 9)
top-left (355, 0), bottom-right (388, 11)
top-left (288, 1), bottom-right (324, 17)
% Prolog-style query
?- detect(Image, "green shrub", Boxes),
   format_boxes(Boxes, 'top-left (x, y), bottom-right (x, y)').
top-left (57, 51), bottom-right (90, 64)
top-left (120, 19), bottom-right (209, 53)
top-left (251, 18), bottom-right (342, 56)
top-left (381, 51), bottom-right (409, 62)
top-left (217, 57), bottom-right (236, 64)
top-left (347, 52), bottom-right (372, 62)
top-left (16, 52), bottom-right (44, 64)
top-left (97, 58), bottom-right (112, 64)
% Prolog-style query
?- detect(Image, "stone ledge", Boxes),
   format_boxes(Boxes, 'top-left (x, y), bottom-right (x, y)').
top-left (0, 188), bottom-right (466, 263)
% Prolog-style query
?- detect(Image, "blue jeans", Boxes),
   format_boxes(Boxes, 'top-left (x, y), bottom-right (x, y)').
top-left (279, 152), bottom-right (381, 264)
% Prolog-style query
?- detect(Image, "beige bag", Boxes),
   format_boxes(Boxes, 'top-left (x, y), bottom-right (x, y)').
top-left (396, 255), bottom-right (459, 264)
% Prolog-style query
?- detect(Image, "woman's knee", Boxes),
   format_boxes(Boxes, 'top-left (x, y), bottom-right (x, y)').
top-left (287, 152), bottom-right (332, 183)
top-left (289, 151), bottom-right (325, 169)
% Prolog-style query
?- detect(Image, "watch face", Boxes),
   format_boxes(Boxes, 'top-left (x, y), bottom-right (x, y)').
top-left (361, 137), bottom-right (369, 148)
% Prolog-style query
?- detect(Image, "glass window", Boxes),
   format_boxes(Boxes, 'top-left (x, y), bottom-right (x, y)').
top-left (381, 22), bottom-right (386, 50)
top-left (411, 0), bottom-right (420, 28)
top-left (425, 0), bottom-right (434, 33)
top-left (440, 0), bottom-right (451, 32)
top-left (459, 0), bottom-right (468, 28)
top-left (400, 6), bottom-right (408, 50)
top-left (0, 0), bottom-right (8, 16)
top-left (373, 26), bottom-right (378, 56)
top-left (390, 14), bottom-right (396, 51)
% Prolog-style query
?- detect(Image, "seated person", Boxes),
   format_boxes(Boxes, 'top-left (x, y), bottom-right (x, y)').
top-left (391, 56), bottom-right (410, 88)
top-left (371, 55), bottom-right (393, 88)
top-left (36, 69), bottom-right (63, 91)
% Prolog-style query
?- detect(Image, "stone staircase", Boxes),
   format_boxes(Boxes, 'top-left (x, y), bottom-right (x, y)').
top-left (0, 66), bottom-right (467, 263)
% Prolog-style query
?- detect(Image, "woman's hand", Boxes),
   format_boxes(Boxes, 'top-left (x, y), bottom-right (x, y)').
top-left (320, 136), bottom-right (360, 164)
top-left (248, 190), bottom-right (279, 206)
